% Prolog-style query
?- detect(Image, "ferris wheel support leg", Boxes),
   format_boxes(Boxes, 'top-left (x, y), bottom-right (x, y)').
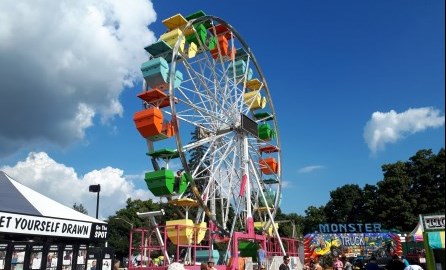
top-left (248, 159), bottom-right (287, 255)
top-left (242, 136), bottom-right (252, 219)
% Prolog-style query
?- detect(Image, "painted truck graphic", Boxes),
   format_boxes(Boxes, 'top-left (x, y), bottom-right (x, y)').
top-left (303, 232), bottom-right (402, 263)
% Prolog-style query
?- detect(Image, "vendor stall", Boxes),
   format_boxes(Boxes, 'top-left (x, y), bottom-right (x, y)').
top-left (0, 171), bottom-right (110, 270)
top-left (420, 214), bottom-right (445, 270)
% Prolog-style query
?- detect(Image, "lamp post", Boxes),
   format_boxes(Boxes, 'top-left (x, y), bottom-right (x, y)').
top-left (88, 184), bottom-right (101, 219)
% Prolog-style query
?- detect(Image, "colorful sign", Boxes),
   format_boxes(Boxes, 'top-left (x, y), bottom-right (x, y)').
top-left (303, 232), bottom-right (402, 263)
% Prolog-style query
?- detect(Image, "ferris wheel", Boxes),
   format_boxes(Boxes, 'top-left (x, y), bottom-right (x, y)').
top-left (134, 11), bottom-right (283, 241)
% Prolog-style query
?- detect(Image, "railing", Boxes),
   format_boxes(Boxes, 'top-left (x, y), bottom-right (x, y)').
top-left (267, 236), bottom-right (299, 257)
top-left (128, 224), bottom-right (299, 269)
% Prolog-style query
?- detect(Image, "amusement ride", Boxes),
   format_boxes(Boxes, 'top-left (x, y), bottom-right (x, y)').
top-left (130, 10), bottom-right (299, 270)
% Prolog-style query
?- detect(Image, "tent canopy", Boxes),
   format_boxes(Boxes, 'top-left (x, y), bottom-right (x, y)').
top-left (0, 171), bottom-right (107, 241)
top-left (408, 222), bottom-right (424, 242)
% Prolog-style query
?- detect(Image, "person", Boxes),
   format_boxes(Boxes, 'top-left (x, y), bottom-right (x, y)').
top-left (333, 256), bottom-right (344, 270)
top-left (342, 256), bottom-right (353, 270)
top-left (304, 259), bottom-right (314, 270)
top-left (404, 265), bottom-right (423, 270)
top-left (113, 260), bottom-right (120, 270)
top-left (46, 254), bottom-right (53, 268)
top-left (257, 246), bottom-right (266, 267)
top-left (167, 262), bottom-right (186, 270)
top-left (260, 265), bottom-right (266, 270)
top-left (30, 253), bottom-right (42, 269)
top-left (385, 254), bottom-right (405, 270)
top-left (401, 256), bottom-right (410, 268)
top-left (11, 252), bottom-right (18, 264)
top-left (365, 257), bottom-right (379, 270)
top-left (136, 254), bottom-right (142, 266)
top-left (279, 255), bottom-right (290, 270)
top-left (174, 170), bottom-right (183, 193)
top-left (64, 252), bottom-right (72, 261)
top-left (90, 260), bottom-right (97, 270)
top-left (200, 262), bottom-right (208, 270)
top-left (313, 258), bottom-right (323, 270)
top-left (207, 259), bottom-right (217, 270)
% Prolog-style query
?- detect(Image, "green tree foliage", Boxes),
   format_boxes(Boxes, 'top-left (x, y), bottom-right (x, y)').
top-left (360, 184), bottom-right (379, 223)
top-left (73, 203), bottom-right (88, 214)
top-left (276, 213), bottom-right (305, 238)
top-left (303, 205), bottom-right (327, 233)
top-left (374, 161), bottom-right (416, 231)
top-left (106, 198), bottom-right (178, 260)
top-left (372, 148), bottom-right (445, 231)
top-left (300, 148), bottom-right (444, 233)
top-left (324, 184), bottom-right (363, 223)
top-left (407, 148), bottom-right (445, 215)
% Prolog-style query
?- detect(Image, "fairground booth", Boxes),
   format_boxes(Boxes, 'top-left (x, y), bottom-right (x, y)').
top-left (0, 171), bottom-right (111, 270)
top-left (303, 223), bottom-right (402, 267)
top-left (419, 214), bottom-right (445, 270)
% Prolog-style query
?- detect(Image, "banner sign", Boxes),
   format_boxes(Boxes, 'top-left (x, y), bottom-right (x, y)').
top-left (0, 211), bottom-right (107, 241)
top-left (89, 223), bottom-right (108, 240)
top-left (422, 214), bottom-right (445, 231)
top-left (303, 232), bottom-right (402, 263)
top-left (318, 223), bottom-right (382, 233)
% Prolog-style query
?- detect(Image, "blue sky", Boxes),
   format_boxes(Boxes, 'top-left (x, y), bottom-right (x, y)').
top-left (0, 0), bottom-right (444, 219)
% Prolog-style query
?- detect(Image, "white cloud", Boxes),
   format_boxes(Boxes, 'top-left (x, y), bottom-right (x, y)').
top-left (281, 180), bottom-right (291, 188)
top-left (0, 152), bottom-right (153, 220)
top-left (364, 107), bottom-right (445, 153)
top-left (298, 165), bottom-right (324, 174)
top-left (0, 0), bottom-right (157, 157)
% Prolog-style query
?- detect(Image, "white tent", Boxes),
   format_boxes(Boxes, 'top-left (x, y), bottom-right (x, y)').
top-left (0, 170), bottom-right (107, 241)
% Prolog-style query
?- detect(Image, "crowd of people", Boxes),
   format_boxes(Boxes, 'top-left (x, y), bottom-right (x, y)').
top-left (303, 254), bottom-right (425, 270)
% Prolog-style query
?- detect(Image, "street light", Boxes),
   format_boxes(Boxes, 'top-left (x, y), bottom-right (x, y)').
top-left (89, 184), bottom-right (101, 219)
top-left (114, 217), bottom-right (134, 230)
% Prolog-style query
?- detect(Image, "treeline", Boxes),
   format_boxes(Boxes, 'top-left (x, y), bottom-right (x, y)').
top-left (274, 148), bottom-right (445, 237)
top-left (100, 148), bottom-right (444, 258)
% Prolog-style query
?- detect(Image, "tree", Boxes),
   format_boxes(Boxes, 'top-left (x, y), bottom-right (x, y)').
top-left (407, 148), bottom-right (445, 215)
top-left (360, 184), bottom-right (379, 223)
top-left (303, 205), bottom-right (327, 234)
top-left (106, 198), bottom-right (171, 260)
top-left (301, 148), bottom-right (445, 233)
top-left (324, 184), bottom-right (364, 223)
top-left (374, 161), bottom-right (417, 231)
top-left (73, 203), bottom-right (88, 214)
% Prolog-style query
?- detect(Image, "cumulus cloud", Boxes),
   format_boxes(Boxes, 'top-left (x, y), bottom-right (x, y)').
top-left (298, 165), bottom-right (324, 174)
top-left (0, 0), bottom-right (157, 157)
top-left (364, 107), bottom-right (445, 153)
top-left (0, 152), bottom-right (153, 219)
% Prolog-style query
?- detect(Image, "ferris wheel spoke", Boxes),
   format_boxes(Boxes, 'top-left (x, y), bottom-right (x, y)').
top-left (196, 136), bottom-right (236, 199)
top-left (175, 101), bottom-right (232, 130)
top-left (175, 85), bottom-right (220, 120)
top-left (180, 58), bottom-right (220, 109)
top-left (194, 139), bottom-right (233, 179)
top-left (182, 52), bottom-right (233, 111)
